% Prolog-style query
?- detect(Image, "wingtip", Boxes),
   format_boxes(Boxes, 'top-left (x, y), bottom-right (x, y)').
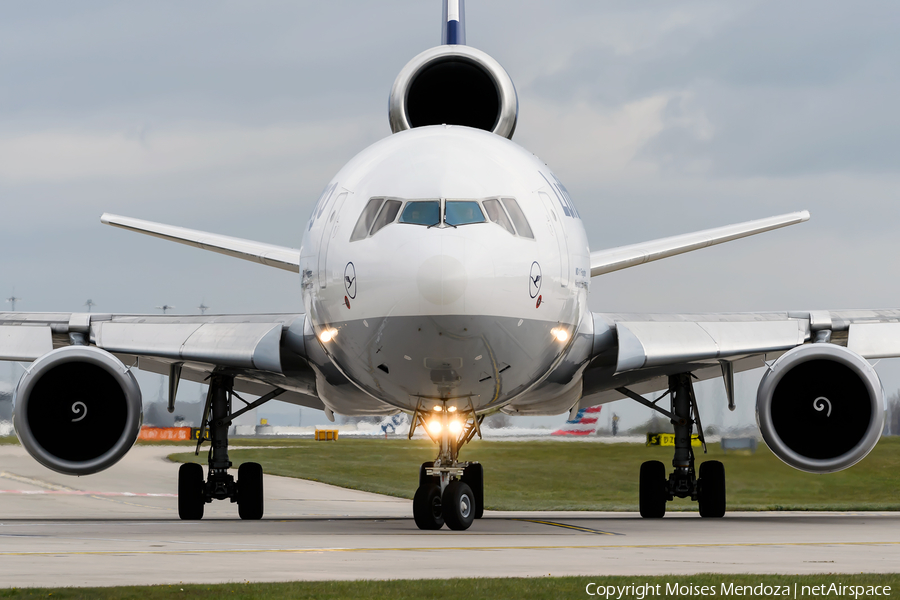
top-left (800, 210), bottom-right (811, 222)
top-left (100, 212), bottom-right (112, 225)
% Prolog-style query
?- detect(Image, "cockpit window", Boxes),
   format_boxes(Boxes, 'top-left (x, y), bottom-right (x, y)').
top-left (351, 196), bottom-right (534, 240)
top-left (370, 199), bottom-right (402, 235)
top-left (399, 200), bottom-right (441, 226)
top-left (350, 197), bottom-right (384, 242)
top-left (444, 201), bottom-right (486, 226)
top-left (482, 198), bottom-right (515, 235)
top-left (501, 198), bottom-right (534, 239)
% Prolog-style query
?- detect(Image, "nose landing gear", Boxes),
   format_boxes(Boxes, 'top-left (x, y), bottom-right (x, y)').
top-left (409, 401), bottom-right (485, 531)
top-left (622, 373), bottom-right (726, 519)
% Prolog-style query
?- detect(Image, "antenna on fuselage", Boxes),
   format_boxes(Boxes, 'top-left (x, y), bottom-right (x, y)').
top-left (442, 0), bottom-right (465, 45)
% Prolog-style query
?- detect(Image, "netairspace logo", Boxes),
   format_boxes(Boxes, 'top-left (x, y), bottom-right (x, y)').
top-left (584, 581), bottom-right (893, 599)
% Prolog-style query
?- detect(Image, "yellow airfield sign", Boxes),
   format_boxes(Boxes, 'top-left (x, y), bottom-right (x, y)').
top-left (646, 433), bottom-right (702, 447)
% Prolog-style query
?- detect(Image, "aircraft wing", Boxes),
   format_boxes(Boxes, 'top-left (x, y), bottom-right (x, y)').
top-left (0, 311), bottom-right (322, 409)
top-left (101, 214), bottom-right (301, 273)
top-left (577, 308), bottom-right (900, 406)
top-left (590, 211), bottom-right (809, 277)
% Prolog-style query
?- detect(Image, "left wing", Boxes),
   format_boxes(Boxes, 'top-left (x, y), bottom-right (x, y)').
top-left (590, 211), bottom-right (809, 277)
top-left (580, 308), bottom-right (900, 405)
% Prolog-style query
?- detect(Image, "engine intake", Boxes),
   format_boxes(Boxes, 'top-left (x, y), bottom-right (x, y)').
top-left (389, 45), bottom-right (518, 139)
top-left (756, 343), bottom-right (884, 473)
top-left (13, 346), bottom-right (142, 475)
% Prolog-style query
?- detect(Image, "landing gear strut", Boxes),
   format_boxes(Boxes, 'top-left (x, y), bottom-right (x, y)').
top-left (623, 373), bottom-right (726, 519)
top-left (409, 400), bottom-right (484, 531)
top-left (177, 373), bottom-right (281, 520)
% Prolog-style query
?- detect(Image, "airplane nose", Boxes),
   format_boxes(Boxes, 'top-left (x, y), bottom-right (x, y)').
top-left (417, 253), bottom-right (467, 305)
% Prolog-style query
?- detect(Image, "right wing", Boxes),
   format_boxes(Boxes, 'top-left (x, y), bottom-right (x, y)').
top-left (101, 213), bottom-right (301, 273)
top-left (0, 311), bottom-right (321, 409)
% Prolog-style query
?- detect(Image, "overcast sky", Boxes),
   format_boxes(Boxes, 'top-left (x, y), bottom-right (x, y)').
top-left (2, 1), bottom-right (899, 427)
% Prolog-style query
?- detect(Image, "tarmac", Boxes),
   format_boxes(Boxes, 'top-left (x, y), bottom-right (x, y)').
top-left (0, 444), bottom-right (898, 587)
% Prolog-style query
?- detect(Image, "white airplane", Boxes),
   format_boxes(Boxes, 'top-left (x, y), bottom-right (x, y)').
top-left (1, 1), bottom-right (894, 530)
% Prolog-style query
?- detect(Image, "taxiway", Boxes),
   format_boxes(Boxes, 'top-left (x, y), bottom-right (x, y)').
top-left (0, 445), bottom-right (897, 587)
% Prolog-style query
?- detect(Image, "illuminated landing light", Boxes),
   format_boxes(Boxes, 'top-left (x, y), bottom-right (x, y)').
top-left (433, 406), bottom-right (443, 412)
top-left (427, 419), bottom-right (443, 435)
top-left (319, 328), bottom-right (338, 343)
top-left (551, 327), bottom-right (569, 343)
top-left (448, 420), bottom-right (462, 435)
top-left (447, 406), bottom-right (457, 413)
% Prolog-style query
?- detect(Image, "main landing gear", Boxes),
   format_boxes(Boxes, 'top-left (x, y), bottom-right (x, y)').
top-left (620, 373), bottom-right (726, 519)
top-left (409, 400), bottom-right (485, 531)
top-left (177, 373), bottom-right (283, 520)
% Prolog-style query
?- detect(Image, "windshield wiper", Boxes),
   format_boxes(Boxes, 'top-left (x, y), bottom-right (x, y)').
top-left (427, 221), bottom-right (443, 229)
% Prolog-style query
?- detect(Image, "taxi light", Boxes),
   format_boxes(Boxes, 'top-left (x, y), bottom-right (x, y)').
top-left (319, 328), bottom-right (338, 343)
top-left (551, 328), bottom-right (569, 343)
top-left (427, 419), bottom-right (443, 435)
top-left (447, 406), bottom-right (457, 413)
top-left (433, 406), bottom-right (443, 412)
top-left (448, 420), bottom-right (463, 435)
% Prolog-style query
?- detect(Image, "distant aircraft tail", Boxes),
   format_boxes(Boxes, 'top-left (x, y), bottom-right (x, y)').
top-left (551, 405), bottom-right (602, 436)
top-left (442, 0), bottom-right (466, 45)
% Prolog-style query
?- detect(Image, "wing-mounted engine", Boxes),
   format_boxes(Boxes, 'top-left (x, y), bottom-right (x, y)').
top-left (389, 45), bottom-right (518, 139)
top-left (13, 346), bottom-right (142, 475)
top-left (756, 343), bottom-right (884, 473)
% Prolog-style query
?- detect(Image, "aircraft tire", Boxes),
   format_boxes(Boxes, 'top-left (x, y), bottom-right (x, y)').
top-left (639, 460), bottom-right (667, 519)
top-left (461, 463), bottom-right (484, 519)
top-left (178, 463), bottom-right (205, 520)
top-left (413, 483), bottom-right (444, 530)
top-left (237, 462), bottom-right (264, 520)
top-left (698, 460), bottom-right (726, 518)
top-left (441, 481), bottom-right (475, 531)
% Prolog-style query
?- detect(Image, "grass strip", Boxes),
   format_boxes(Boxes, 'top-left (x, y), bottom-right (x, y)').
top-left (2, 574), bottom-right (899, 599)
top-left (170, 436), bottom-right (900, 512)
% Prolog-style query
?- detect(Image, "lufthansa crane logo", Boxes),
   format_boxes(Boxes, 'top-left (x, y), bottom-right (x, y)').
top-left (344, 262), bottom-right (357, 299)
top-left (813, 396), bottom-right (832, 417)
top-left (529, 261), bottom-right (542, 298)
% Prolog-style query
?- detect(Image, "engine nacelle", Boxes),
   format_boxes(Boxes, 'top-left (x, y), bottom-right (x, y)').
top-left (13, 346), bottom-right (142, 475)
top-left (389, 45), bottom-right (518, 139)
top-left (756, 343), bottom-right (884, 473)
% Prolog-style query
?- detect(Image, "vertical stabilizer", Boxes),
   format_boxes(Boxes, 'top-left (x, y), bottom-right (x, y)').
top-left (441, 0), bottom-right (466, 45)
top-left (552, 404), bottom-right (602, 436)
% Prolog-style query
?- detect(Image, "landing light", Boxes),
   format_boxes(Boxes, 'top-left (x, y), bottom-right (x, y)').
top-left (447, 406), bottom-right (457, 413)
top-left (319, 328), bottom-right (338, 343)
top-left (433, 406), bottom-right (443, 412)
top-left (427, 419), bottom-right (443, 435)
top-left (448, 420), bottom-right (463, 435)
top-left (551, 328), bottom-right (569, 343)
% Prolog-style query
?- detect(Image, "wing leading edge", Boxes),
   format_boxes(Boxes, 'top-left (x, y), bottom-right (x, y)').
top-left (101, 213), bottom-right (301, 273)
top-left (589, 211), bottom-right (810, 277)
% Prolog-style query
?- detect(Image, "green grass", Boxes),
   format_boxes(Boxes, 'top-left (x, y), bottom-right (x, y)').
top-left (170, 436), bottom-right (900, 512)
top-left (2, 574), bottom-right (899, 599)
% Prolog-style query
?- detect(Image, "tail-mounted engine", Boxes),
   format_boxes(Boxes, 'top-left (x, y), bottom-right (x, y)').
top-left (756, 343), bottom-right (884, 473)
top-left (13, 346), bottom-right (142, 475)
top-left (389, 45), bottom-right (518, 139)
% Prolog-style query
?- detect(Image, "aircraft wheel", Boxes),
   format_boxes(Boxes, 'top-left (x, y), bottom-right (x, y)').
top-left (698, 460), bottom-right (726, 518)
top-left (413, 483), bottom-right (444, 530)
top-left (639, 460), bottom-right (667, 519)
top-left (237, 462), bottom-right (264, 520)
top-left (441, 481), bottom-right (475, 531)
top-left (178, 463), bottom-right (205, 520)
top-left (461, 463), bottom-right (484, 519)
